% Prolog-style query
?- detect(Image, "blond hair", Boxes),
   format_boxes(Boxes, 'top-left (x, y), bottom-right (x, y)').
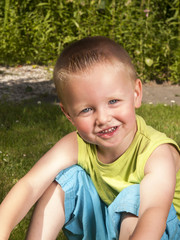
top-left (54, 36), bottom-right (137, 101)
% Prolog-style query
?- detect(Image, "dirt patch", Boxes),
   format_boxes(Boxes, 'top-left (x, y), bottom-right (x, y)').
top-left (0, 65), bottom-right (180, 105)
top-left (142, 82), bottom-right (180, 106)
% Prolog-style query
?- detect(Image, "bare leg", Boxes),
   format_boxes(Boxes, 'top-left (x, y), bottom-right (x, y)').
top-left (119, 213), bottom-right (138, 240)
top-left (26, 182), bottom-right (65, 240)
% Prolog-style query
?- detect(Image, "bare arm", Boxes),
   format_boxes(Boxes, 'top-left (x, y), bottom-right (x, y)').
top-left (0, 131), bottom-right (78, 239)
top-left (130, 144), bottom-right (179, 240)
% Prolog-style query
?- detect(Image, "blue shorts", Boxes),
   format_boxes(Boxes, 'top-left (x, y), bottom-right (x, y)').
top-left (55, 165), bottom-right (180, 240)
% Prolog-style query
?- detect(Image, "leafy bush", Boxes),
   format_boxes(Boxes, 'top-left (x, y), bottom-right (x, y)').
top-left (0, 0), bottom-right (179, 83)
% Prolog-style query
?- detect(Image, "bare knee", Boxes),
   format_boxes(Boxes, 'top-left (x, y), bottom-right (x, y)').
top-left (36, 181), bottom-right (65, 225)
top-left (119, 213), bottom-right (138, 240)
top-left (26, 182), bottom-right (65, 240)
top-left (40, 181), bottom-right (65, 209)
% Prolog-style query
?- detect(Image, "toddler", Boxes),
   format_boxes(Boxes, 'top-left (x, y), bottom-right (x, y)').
top-left (0, 36), bottom-right (180, 240)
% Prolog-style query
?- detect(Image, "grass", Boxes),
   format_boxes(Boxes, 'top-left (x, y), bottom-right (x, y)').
top-left (0, 100), bottom-right (179, 239)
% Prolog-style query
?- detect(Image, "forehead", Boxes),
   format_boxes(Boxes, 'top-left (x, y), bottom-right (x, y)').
top-left (61, 62), bottom-right (134, 102)
top-left (69, 61), bottom-right (134, 87)
top-left (65, 60), bottom-right (131, 81)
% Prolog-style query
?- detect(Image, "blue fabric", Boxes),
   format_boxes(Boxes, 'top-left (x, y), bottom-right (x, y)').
top-left (55, 165), bottom-right (180, 240)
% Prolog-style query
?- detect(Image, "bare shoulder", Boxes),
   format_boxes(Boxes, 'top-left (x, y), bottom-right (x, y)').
top-left (55, 131), bottom-right (78, 147)
top-left (47, 131), bottom-right (78, 166)
top-left (140, 143), bottom-right (178, 217)
top-left (144, 143), bottom-right (179, 175)
top-left (27, 131), bottom-right (78, 182)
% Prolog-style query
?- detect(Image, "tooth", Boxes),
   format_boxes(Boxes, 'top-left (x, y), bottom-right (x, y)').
top-left (101, 127), bottom-right (116, 133)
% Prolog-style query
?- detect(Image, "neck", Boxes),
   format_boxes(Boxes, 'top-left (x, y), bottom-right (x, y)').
top-left (97, 148), bottom-right (120, 164)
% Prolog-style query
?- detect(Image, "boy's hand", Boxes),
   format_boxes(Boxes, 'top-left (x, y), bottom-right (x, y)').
top-left (130, 144), bottom-right (179, 239)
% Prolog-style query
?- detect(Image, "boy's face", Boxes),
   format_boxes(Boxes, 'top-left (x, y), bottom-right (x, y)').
top-left (60, 63), bottom-right (142, 157)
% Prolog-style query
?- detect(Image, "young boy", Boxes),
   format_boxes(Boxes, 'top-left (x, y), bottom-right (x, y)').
top-left (0, 36), bottom-right (180, 240)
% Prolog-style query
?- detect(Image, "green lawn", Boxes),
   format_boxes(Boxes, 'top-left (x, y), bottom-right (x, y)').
top-left (0, 101), bottom-right (179, 239)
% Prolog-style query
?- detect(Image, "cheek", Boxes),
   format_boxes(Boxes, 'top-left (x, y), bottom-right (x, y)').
top-left (74, 119), bottom-right (92, 134)
top-left (117, 103), bottom-right (136, 123)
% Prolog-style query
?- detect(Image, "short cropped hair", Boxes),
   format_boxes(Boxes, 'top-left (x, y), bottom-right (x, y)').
top-left (53, 36), bottom-right (137, 101)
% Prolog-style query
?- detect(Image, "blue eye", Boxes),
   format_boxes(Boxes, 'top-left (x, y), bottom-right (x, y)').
top-left (81, 108), bottom-right (92, 113)
top-left (109, 99), bottom-right (119, 104)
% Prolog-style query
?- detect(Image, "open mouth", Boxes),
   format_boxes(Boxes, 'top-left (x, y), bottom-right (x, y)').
top-left (97, 126), bottom-right (119, 138)
top-left (99, 126), bottom-right (118, 134)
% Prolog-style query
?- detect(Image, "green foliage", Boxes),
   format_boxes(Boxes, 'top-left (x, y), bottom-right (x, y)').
top-left (0, 0), bottom-right (179, 83)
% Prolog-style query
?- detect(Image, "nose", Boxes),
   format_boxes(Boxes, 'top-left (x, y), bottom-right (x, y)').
top-left (95, 108), bottom-right (111, 126)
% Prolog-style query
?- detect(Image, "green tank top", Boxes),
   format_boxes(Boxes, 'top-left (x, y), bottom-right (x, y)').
top-left (77, 115), bottom-right (180, 219)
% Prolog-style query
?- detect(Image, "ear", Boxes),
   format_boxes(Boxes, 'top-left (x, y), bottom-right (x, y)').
top-left (59, 103), bottom-right (75, 125)
top-left (134, 79), bottom-right (142, 108)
